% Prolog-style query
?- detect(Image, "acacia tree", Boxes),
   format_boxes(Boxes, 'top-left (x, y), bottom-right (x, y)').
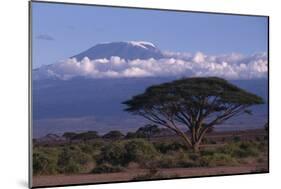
top-left (123, 77), bottom-right (264, 152)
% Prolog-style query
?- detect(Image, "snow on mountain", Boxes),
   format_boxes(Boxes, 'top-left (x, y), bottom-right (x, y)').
top-left (71, 41), bottom-right (164, 61)
top-left (128, 41), bottom-right (156, 49)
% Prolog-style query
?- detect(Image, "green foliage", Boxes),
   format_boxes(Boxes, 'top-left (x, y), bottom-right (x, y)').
top-left (124, 139), bottom-right (158, 165)
top-left (33, 151), bottom-right (57, 175)
top-left (97, 142), bottom-right (127, 166)
top-left (78, 143), bottom-right (95, 154)
top-left (154, 141), bottom-right (186, 154)
top-left (97, 139), bottom-right (158, 166)
top-left (200, 148), bottom-right (216, 156)
top-left (123, 77), bottom-right (264, 113)
top-left (219, 141), bottom-right (260, 158)
top-left (57, 146), bottom-right (92, 174)
top-left (103, 130), bottom-right (124, 140)
top-left (200, 153), bottom-right (238, 167)
top-left (71, 131), bottom-right (100, 141)
top-left (155, 151), bottom-right (197, 168)
top-left (32, 130), bottom-right (267, 176)
top-left (92, 163), bottom-right (123, 174)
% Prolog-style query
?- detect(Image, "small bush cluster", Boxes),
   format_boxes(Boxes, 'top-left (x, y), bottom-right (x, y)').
top-left (199, 153), bottom-right (238, 167)
top-left (33, 150), bottom-right (58, 175)
top-left (57, 146), bottom-right (92, 174)
top-left (97, 139), bottom-right (158, 167)
top-left (154, 141), bottom-right (186, 154)
top-left (97, 142), bottom-right (127, 166)
top-left (219, 141), bottom-right (260, 158)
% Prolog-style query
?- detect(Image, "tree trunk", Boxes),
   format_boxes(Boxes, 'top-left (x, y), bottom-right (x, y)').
top-left (192, 142), bottom-right (200, 153)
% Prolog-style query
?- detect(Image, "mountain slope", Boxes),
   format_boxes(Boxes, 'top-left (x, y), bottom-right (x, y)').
top-left (71, 41), bottom-right (164, 60)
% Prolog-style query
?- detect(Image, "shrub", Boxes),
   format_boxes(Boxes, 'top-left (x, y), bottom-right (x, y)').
top-left (155, 150), bottom-right (198, 168)
top-left (97, 139), bottom-right (158, 167)
top-left (154, 141), bottom-right (185, 154)
top-left (156, 155), bottom-right (179, 168)
top-left (57, 146), bottom-right (92, 174)
top-left (220, 141), bottom-right (260, 158)
top-left (97, 142), bottom-right (127, 166)
top-left (200, 153), bottom-right (237, 167)
top-left (189, 152), bottom-right (201, 161)
top-left (79, 143), bottom-right (93, 154)
top-left (124, 139), bottom-right (158, 166)
top-left (62, 160), bottom-right (81, 174)
top-left (33, 151), bottom-right (57, 175)
top-left (92, 163), bottom-right (123, 173)
top-left (200, 149), bottom-right (216, 156)
top-left (90, 140), bottom-right (106, 150)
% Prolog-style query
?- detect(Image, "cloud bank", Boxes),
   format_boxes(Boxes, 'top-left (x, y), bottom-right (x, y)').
top-left (34, 52), bottom-right (268, 80)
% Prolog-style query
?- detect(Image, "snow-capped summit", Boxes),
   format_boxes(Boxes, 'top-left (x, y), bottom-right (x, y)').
top-left (127, 41), bottom-right (156, 49)
top-left (71, 41), bottom-right (164, 61)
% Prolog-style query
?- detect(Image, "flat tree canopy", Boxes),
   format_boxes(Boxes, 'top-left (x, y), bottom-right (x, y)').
top-left (123, 77), bottom-right (264, 151)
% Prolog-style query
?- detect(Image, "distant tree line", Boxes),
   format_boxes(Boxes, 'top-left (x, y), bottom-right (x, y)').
top-left (60, 124), bottom-right (168, 142)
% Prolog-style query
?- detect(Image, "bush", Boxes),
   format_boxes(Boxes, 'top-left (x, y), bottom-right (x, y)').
top-left (62, 160), bottom-right (81, 174)
top-left (200, 149), bottom-right (216, 156)
top-left (92, 163), bottom-right (123, 173)
top-left (97, 139), bottom-right (158, 167)
top-left (124, 139), bottom-right (158, 166)
top-left (33, 151), bottom-right (57, 175)
top-left (200, 153), bottom-right (238, 167)
top-left (219, 141), bottom-right (260, 158)
top-left (155, 150), bottom-right (198, 168)
top-left (97, 142), bottom-right (127, 166)
top-left (57, 146), bottom-right (92, 174)
top-left (154, 141), bottom-right (185, 154)
top-left (78, 143), bottom-right (94, 154)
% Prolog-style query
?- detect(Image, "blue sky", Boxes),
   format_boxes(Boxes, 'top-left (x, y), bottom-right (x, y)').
top-left (32, 2), bottom-right (268, 68)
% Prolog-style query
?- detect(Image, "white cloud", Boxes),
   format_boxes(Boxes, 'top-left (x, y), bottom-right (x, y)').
top-left (33, 52), bottom-right (268, 80)
top-left (193, 52), bottom-right (206, 63)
